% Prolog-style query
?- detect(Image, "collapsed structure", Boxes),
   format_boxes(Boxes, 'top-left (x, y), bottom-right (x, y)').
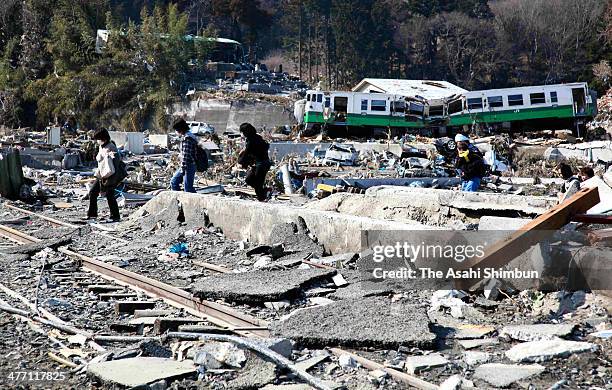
top-left (0, 82), bottom-right (611, 389)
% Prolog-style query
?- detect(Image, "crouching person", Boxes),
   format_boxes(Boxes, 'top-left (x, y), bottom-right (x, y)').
top-left (171, 118), bottom-right (198, 193)
top-left (455, 140), bottom-right (486, 192)
top-left (239, 123), bottom-right (271, 201)
top-left (87, 128), bottom-right (126, 222)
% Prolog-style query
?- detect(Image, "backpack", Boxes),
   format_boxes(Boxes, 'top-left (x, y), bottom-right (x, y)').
top-left (195, 144), bottom-right (209, 172)
top-left (102, 154), bottom-right (128, 189)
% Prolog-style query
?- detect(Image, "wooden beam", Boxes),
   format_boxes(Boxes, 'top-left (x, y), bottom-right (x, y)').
top-left (455, 186), bottom-right (600, 289)
top-left (571, 214), bottom-right (612, 224)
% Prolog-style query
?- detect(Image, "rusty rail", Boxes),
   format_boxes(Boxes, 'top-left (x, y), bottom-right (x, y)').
top-left (0, 223), bottom-right (269, 337)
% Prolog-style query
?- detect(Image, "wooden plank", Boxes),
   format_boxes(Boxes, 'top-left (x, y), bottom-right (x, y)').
top-left (192, 260), bottom-right (231, 274)
top-left (455, 187), bottom-right (600, 289)
top-left (572, 214), bottom-right (612, 224)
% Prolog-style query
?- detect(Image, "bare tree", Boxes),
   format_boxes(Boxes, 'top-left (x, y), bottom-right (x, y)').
top-left (491, 0), bottom-right (607, 84)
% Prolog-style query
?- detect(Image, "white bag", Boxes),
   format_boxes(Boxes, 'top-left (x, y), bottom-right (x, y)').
top-left (98, 154), bottom-right (115, 179)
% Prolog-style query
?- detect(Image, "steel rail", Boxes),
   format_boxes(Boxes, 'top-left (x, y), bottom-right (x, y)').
top-left (0, 224), bottom-right (440, 389)
top-left (3, 203), bottom-right (128, 243)
top-left (0, 224), bottom-right (269, 337)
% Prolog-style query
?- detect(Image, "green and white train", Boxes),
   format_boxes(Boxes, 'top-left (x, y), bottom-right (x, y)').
top-left (297, 82), bottom-right (597, 136)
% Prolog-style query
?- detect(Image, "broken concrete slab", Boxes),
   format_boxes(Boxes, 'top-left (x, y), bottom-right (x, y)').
top-left (462, 351), bottom-right (490, 366)
top-left (365, 186), bottom-right (557, 215)
top-left (192, 269), bottom-right (336, 303)
top-left (87, 357), bottom-right (196, 387)
top-left (227, 352), bottom-right (277, 390)
top-left (499, 324), bottom-right (575, 342)
top-left (272, 297), bottom-right (435, 348)
top-left (457, 338), bottom-right (499, 349)
top-left (478, 216), bottom-right (531, 231)
top-left (450, 324), bottom-right (496, 340)
top-left (505, 339), bottom-right (599, 363)
top-left (269, 221), bottom-right (324, 259)
top-left (135, 191), bottom-right (439, 254)
top-left (405, 353), bottom-right (449, 374)
top-left (473, 363), bottom-right (545, 388)
top-left (295, 352), bottom-right (330, 371)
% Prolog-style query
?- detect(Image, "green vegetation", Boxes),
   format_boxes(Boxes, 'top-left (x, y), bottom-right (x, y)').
top-left (0, 0), bottom-right (610, 130)
top-left (0, 0), bottom-right (213, 130)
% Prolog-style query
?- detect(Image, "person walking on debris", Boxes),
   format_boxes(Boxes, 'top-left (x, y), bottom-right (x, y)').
top-left (171, 118), bottom-right (198, 193)
top-left (578, 166), bottom-right (595, 182)
top-left (455, 135), bottom-right (486, 192)
top-left (238, 123), bottom-right (272, 201)
top-left (557, 162), bottom-right (581, 202)
top-left (455, 133), bottom-right (482, 156)
top-left (87, 128), bottom-right (126, 222)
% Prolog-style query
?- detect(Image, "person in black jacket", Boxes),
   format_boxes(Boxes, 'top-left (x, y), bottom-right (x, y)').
top-left (238, 123), bottom-right (271, 201)
top-left (455, 141), bottom-right (485, 192)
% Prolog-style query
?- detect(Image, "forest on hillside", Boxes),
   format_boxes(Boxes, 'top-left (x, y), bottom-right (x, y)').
top-left (0, 0), bottom-right (611, 130)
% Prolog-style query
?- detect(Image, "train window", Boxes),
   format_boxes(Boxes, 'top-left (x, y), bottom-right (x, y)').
top-left (324, 97), bottom-right (330, 108)
top-left (550, 91), bottom-right (558, 103)
top-left (408, 102), bottom-right (424, 115)
top-left (361, 99), bottom-right (368, 111)
top-left (530, 93), bottom-right (546, 105)
top-left (429, 105), bottom-right (444, 116)
top-left (448, 99), bottom-right (462, 114)
top-left (317, 94), bottom-right (323, 103)
top-left (371, 100), bottom-right (387, 112)
top-left (487, 96), bottom-right (503, 108)
top-left (467, 98), bottom-right (483, 110)
top-left (392, 101), bottom-right (405, 112)
top-left (508, 94), bottom-right (524, 106)
top-left (306, 94), bottom-right (311, 101)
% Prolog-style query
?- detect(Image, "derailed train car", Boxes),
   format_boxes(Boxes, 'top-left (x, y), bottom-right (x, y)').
top-left (300, 81), bottom-right (597, 137)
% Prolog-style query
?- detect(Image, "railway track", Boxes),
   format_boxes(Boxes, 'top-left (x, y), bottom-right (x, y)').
top-left (0, 222), bottom-right (269, 337)
top-left (0, 204), bottom-right (439, 390)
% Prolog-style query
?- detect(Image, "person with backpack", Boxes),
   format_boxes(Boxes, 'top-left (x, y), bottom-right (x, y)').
top-left (455, 140), bottom-right (486, 192)
top-left (87, 128), bottom-right (126, 222)
top-left (171, 118), bottom-right (202, 193)
top-left (238, 123), bottom-right (271, 201)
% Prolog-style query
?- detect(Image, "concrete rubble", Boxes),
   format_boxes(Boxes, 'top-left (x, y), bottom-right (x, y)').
top-left (505, 339), bottom-right (599, 363)
top-left (272, 297), bottom-right (436, 348)
top-left (1, 88), bottom-right (612, 390)
top-left (87, 357), bottom-right (197, 387)
top-left (473, 363), bottom-right (546, 388)
top-left (191, 268), bottom-right (336, 303)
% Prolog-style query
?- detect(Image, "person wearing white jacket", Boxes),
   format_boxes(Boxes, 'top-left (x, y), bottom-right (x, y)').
top-left (87, 128), bottom-right (122, 222)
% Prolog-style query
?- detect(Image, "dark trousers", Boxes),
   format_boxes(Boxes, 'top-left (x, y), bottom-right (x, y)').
top-left (88, 179), bottom-right (120, 220)
top-left (245, 161), bottom-right (271, 201)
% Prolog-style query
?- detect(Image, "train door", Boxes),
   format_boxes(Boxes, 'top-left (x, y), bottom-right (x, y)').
top-left (572, 87), bottom-right (587, 116)
top-left (333, 96), bottom-right (348, 122)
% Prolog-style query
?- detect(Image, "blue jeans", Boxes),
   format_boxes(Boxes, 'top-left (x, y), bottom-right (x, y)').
top-left (171, 164), bottom-right (196, 193)
top-left (461, 177), bottom-right (481, 192)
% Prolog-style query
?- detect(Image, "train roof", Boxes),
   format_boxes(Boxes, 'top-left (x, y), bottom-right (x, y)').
top-left (466, 82), bottom-right (589, 96)
top-left (352, 78), bottom-right (468, 100)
